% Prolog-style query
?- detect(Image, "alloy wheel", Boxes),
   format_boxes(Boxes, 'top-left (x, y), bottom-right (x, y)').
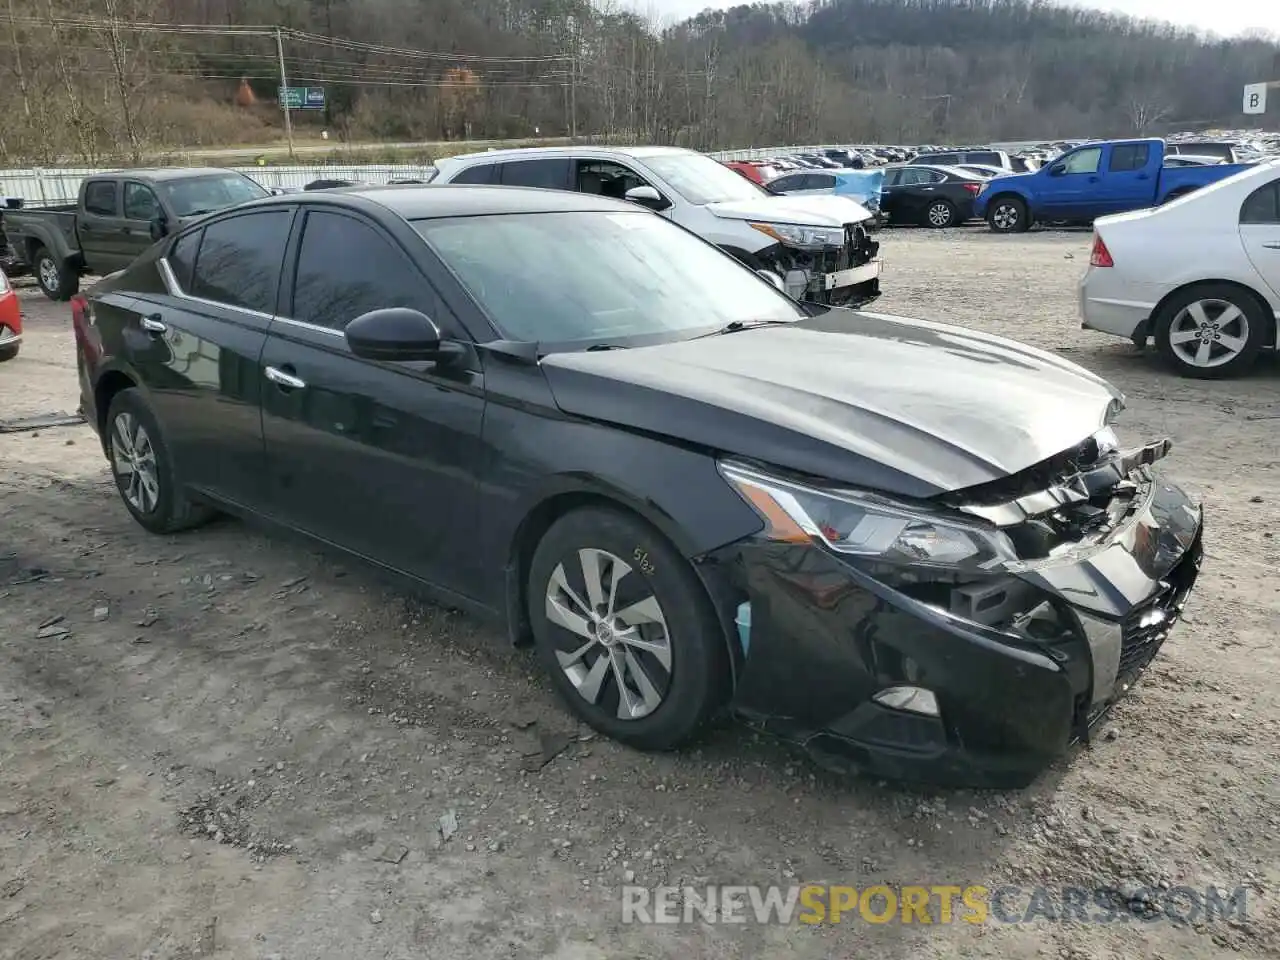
top-left (544, 548), bottom-right (672, 720)
top-left (38, 256), bottom-right (59, 292)
top-left (927, 202), bottom-right (953, 227)
top-left (111, 411), bottom-right (161, 513)
top-left (1168, 298), bottom-right (1249, 369)
top-left (992, 203), bottom-right (1018, 230)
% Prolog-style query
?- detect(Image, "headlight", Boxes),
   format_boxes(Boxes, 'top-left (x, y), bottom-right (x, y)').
top-left (749, 222), bottom-right (844, 250)
top-left (719, 461), bottom-right (1018, 574)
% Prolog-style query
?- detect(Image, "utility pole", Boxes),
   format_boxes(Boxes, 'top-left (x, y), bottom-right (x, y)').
top-left (275, 26), bottom-right (295, 159)
top-left (570, 52), bottom-right (577, 140)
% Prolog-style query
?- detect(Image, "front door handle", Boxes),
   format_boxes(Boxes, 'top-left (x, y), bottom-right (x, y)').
top-left (1262, 242), bottom-right (1280, 250)
top-left (265, 365), bottom-right (307, 390)
top-left (140, 314), bottom-right (167, 334)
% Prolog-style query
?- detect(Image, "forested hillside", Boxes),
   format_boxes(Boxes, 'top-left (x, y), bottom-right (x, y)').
top-left (1, 0), bottom-right (1277, 164)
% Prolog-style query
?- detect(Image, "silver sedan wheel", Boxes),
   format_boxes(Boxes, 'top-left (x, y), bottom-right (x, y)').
top-left (38, 257), bottom-right (59, 292)
top-left (544, 548), bottom-right (672, 721)
top-left (927, 202), bottom-right (953, 227)
top-left (992, 203), bottom-right (1018, 230)
top-left (1168, 298), bottom-right (1249, 369)
top-left (111, 412), bottom-right (161, 513)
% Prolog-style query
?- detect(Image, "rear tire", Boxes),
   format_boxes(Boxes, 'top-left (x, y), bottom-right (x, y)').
top-left (1152, 284), bottom-right (1266, 380)
top-left (0, 342), bottom-right (17, 362)
top-left (987, 196), bottom-right (1030, 233)
top-left (924, 200), bottom-right (957, 229)
top-left (105, 388), bottom-right (216, 533)
top-left (527, 506), bottom-right (730, 751)
top-left (33, 245), bottom-right (79, 301)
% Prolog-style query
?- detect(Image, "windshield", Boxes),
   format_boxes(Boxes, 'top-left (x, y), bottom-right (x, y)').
top-left (160, 174), bottom-right (269, 217)
top-left (641, 153), bottom-right (769, 205)
top-left (414, 211), bottom-right (802, 345)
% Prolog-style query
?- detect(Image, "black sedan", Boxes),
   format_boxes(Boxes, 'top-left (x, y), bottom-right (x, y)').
top-left (881, 164), bottom-right (985, 227)
top-left (71, 186), bottom-right (1203, 787)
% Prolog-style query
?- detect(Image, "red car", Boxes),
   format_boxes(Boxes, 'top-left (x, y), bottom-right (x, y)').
top-left (0, 268), bottom-right (20, 361)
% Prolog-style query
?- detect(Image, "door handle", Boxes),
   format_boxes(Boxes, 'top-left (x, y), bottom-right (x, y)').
top-left (140, 314), bottom-right (167, 334)
top-left (265, 365), bottom-right (306, 390)
top-left (1088, 176), bottom-right (1099, 182)
top-left (1263, 242), bottom-right (1280, 250)
top-left (1136, 173), bottom-right (1150, 180)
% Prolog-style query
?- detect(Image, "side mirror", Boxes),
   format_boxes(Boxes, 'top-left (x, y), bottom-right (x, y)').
top-left (624, 185), bottom-right (671, 212)
top-left (149, 216), bottom-right (170, 242)
top-left (345, 307), bottom-right (465, 363)
top-left (1047, 163), bottom-right (1066, 177)
top-left (756, 269), bottom-right (786, 292)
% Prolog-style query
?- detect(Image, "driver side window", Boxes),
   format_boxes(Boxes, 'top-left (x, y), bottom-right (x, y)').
top-left (123, 182), bottom-right (161, 222)
top-left (1063, 148), bottom-right (1102, 175)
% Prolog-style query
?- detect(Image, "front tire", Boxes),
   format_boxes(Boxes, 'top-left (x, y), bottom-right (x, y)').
top-left (105, 388), bottom-right (215, 533)
top-left (925, 199), bottom-right (957, 228)
top-left (1152, 284), bottom-right (1266, 379)
top-left (527, 507), bottom-right (730, 750)
top-left (0, 343), bottom-right (17, 362)
top-left (987, 196), bottom-right (1030, 233)
top-left (33, 245), bottom-right (79, 301)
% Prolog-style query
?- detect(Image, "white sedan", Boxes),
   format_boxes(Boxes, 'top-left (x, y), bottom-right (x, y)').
top-left (1080, 159), bottom-right (1280, 378)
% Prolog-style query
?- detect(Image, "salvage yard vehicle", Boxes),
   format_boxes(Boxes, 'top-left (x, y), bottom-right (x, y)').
top-left (428, 146), bottom-right (881, 307)
top-left (73, 185), bottom-right (1203, 788)
top-left (879, 164), bottom-right (984, 228)
top-left (1081, 159), bottom-right (1280, 379)
top-left (765, 168), bottom-right (885, 221)
top-left (2, 168), bottom-right (268, 300)
top-left (975, 138), bottom-right (1253, 233)
top-left (0, 267), bottom-right (20, 361)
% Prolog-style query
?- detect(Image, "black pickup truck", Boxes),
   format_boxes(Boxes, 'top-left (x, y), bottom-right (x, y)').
top-left (1, 167), bottom-right (269, 300)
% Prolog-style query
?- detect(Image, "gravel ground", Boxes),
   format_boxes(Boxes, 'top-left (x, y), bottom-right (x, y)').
top-left (1, 228), bottom-right (1277, 959)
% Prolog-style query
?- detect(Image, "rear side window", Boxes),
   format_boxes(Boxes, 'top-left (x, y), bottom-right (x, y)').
top-left (189, 210), bottom-right (292, 314)
top-left (452, 164), bottom-right (496, 185)
top-left (1109, 144), bottom-right (1150, 172)
top-left (498, 159), bottom-right (571, 190)
top-left (966, 152), bottom-right (1003, 166)
top-left (922, 153), bottom-right (959, 165)
top-left (167, 229), bottom-right (202, 291)
top-left (291, 210), bottom-right (438, 331)
top-left (84, 181), bottom-right (118, 216)
top-left (811, 174), bottom-right (836, 190)
top-left (1240, 182), bottom-right (1280, 224)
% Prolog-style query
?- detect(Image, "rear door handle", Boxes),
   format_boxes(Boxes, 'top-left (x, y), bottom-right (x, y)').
top-left (140, 314), bottom-right (167, 334)
top-left (265, 365), bottom-right (306, 390)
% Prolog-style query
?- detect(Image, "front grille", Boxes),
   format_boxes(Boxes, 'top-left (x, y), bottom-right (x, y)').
top-left (1117, 534), bottom-right (1202, 687)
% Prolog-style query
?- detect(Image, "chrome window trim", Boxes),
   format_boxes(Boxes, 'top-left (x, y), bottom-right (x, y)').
top-left (160, 257), bottom-right (345, 338)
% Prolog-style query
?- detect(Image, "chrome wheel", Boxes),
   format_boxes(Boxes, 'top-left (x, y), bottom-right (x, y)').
top-left (111, 412), bottom-right (160, 513)
top-left (927, 202), bottom-right (954, 228)
top-left (992, 203), bottom-right (1019, 230)
top-left (1168, 298), bottom-right (1249, 369)
top-left (38, 256), bottom-right (59, 292)
top-left (544, 548), bottom-right (672, 720)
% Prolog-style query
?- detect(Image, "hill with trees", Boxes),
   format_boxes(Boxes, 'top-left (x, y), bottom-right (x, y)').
top-left (1, 0), bottom-right (1277, 164)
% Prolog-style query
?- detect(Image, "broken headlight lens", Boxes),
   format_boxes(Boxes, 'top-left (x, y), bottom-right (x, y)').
top-left (719, 461), bottom-right (1018, 573)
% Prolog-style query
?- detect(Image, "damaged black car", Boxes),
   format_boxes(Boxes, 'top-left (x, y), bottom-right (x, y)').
top-left (74, 186), bottom-right (1203, 789)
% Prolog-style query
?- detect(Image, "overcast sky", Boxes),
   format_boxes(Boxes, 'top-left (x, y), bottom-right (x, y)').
top-left (624, 0), bottom-right (1274, 38)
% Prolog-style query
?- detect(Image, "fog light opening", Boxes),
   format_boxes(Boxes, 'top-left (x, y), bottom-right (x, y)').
top-left (873, 685), bottom-right (940, 717)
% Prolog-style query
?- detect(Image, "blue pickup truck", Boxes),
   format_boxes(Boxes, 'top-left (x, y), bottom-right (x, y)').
top-left (973, 138), bottom-right (1252, 233)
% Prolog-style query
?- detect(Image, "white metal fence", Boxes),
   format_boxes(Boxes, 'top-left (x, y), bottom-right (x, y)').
top-left (0, 163), bottom-right (439, 205)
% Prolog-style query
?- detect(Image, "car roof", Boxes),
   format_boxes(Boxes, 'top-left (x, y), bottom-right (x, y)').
top-left (437, 145), bottom-right (695, 167)
top-left (92, 167), bottom-right (243, 181)
top-left (236, 184), bottom-right (641, 219)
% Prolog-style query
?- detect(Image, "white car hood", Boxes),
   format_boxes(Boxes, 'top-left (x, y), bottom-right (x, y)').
top-left (706, 194), bottom-right (872, 226)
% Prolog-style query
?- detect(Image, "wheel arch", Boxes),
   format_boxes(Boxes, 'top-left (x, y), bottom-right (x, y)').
top-left (93, 367), bottom-right (140, 453)
top-left (1149, 278), bottom-right (1277, 348)
top-left (501, 478), bottom-right (744, 686)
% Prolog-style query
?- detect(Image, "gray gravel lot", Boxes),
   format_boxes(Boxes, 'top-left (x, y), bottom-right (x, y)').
top-left (1, 228), bottom-right (1277, 959)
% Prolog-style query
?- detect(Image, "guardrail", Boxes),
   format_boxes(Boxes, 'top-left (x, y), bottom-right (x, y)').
top-left (0, 163), bottom-right (439, 205)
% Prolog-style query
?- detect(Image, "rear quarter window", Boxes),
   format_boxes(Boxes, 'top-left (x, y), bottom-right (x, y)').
top-left (84, 181), bottom-right (118, 216)
top-left (451, 164), bottom-right (497, 185)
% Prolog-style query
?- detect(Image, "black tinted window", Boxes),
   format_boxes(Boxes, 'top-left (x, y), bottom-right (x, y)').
top-left (123, 182), bottom-right (161, 221)
top-left (1109, 144), bottom-right (1150, 172)
top-left (967, 152), bottom-right (1003, 166)
top-left (84, 181), bottom-right (118, 216)
top-left (189, 210), bottom-right (292, 314)
top-left (453, 164), bottom-right (496, 185)
top-left (1241, 182), bottom-right (1280, 224)
top-left (499, 159), bottom-right (571, 189)
top-left (291, 211), bottom-right (435, 331)
top-left (167, 229), bottom-right (202, 291)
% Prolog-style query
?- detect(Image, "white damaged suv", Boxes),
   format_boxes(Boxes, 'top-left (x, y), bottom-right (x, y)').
top-left (427, 146), bottom-right (882, 307)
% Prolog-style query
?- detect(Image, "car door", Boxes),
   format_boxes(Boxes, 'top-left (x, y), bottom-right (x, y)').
top-left (573, 159), bottom-right (670, 216)
top-left (78, 179), bottom-right (126, 272)
top-left (894, 168), bottom-right (936, 218)
top-left (258, 207), bottom-right (486, 596)
top-left (1239, 178), bottom-right (1280, 302)
top-left (129, 207), bottom-right (294, 505)
top-left (1040, 145), bottom-right (1103, 219)
top-left (121, 181), bottom-right (164, 264)
top-left (1092, 142), bottom-right (1154, 215)
top-left (879, 168), bottom-right (904, 218)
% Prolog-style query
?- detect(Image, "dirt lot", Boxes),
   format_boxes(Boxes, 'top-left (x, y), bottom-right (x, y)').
top-left (1, 228), bottom-right (1277, 960)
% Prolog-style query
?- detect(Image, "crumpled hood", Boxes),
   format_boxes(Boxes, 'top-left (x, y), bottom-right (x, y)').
top-left (539, 310), bottom-right (1123, 498)
top-left (706, 194), bottom-right (872, 226)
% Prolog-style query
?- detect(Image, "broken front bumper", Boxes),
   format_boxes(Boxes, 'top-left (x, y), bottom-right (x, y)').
top-left (710, 473), bottom-right (1203, 789)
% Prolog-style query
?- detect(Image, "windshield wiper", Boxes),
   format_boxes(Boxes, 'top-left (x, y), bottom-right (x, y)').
top-left (694, 319), bottom-right (797, 339)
